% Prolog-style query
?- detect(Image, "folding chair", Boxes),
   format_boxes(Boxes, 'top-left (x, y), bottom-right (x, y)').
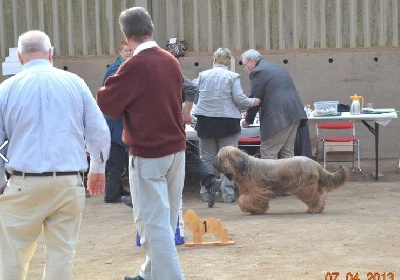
top-left (316, 123), bottom-right (361, 172)
top-left (238, 136), bottom-right (261, 158)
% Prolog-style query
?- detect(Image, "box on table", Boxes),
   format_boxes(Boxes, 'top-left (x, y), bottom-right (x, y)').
top-left (313, 101), bottom-right (339, 116)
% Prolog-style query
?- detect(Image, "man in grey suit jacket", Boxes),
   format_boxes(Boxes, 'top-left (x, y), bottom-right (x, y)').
top-left (241, 49), bottom-right (307, 159)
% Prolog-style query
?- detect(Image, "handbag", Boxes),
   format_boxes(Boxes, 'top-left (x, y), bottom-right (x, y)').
top-left (166, 39), bottom-right (188, 58)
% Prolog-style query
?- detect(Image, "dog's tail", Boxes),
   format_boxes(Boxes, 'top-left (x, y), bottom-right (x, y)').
top-left (319, 165), bottom-right (349, 192)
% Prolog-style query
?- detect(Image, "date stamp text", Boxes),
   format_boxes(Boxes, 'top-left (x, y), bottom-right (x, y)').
top-left (325, 272), bottom-right (395, 280)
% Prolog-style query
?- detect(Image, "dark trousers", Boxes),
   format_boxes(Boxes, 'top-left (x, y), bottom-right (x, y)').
top-left (294, 123), bottom-right (312, 158)
top-left (104, 142), bottom-right (128, 201)
top-left (185, 144), bottom-right (214, 187)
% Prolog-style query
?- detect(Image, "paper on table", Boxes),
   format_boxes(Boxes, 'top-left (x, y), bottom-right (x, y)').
top-left (370, 108), bottom-right (396, 113)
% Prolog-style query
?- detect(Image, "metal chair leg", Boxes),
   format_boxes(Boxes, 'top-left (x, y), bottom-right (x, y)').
top-left (351, 142), bottom-right (355, 172)
top-left (357, 140), bottom-right (362, 173)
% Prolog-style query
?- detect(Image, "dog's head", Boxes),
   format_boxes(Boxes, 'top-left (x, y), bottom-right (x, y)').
top-left (214, 146), bottom-right (249, 180)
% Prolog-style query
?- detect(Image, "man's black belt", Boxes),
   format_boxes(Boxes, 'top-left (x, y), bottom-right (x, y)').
top-left (11, 171), bottom-right (81, 177)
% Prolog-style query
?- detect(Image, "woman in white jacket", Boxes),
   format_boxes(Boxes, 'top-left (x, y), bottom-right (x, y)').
top-left (193, 48), bottom-right (260, 203)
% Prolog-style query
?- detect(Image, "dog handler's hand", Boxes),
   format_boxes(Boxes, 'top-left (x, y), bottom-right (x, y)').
top-left (86, 172), bottom-right (105, 196)
top-left (182, 111), bottom-right (192, 125)
top-left (253, 98), bottom-right (261, 106)
top-left (0, 186), bottom-right (5, 195)
top-left (241, 120), bottom-right (250, 128)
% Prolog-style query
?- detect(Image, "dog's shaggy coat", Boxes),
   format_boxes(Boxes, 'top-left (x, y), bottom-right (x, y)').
top-left (214, 146), bottom-right (349, 214)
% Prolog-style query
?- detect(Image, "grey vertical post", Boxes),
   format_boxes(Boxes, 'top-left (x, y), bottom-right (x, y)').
top-left (67, 0), bottom-right (74, 56)
top-left (307, 0), bottom-right (315, 49)
top-left (234, 0), bottom-right (242, 50)
top-left (293, 0), bottom-right (299, 49)
top-left (207, 0), bottom-right (213, 51)
top-left (52, 0), bottom-right (60, 55)
top-left (222, 0), bottom-right (228, 47)
top-left (179, 0), bottom-right (184, 40)
top-left (279, 0), bottom-right (285, 49)
top-left (95, 0), bottom-right (102, 55)
top-left (363, 0), bottom-right (370, 47)
top-left (193, 0), bottom-right (199, 51)
top-left (0, 0), bottom-right (5, 58)
top-left (379, 0), bottom-right (386, 46)
top-left (38, 0), bottom-right (45, 32)
top-left (349, 0), bottom-right (356, 48)
top-left (81, 0), bottom-right (88, 56)
top-left (26, 0), bottom-right (32, 31)
top-left (335, 0), bottom-right (342, 48)
top-left (107, 0), bottom-right (115, 55)
top-left (264, 0), bottom-right (270, 50)
top-left (393, 0), bottom-right (398, 46)
top-left (320, 0), bottom-right (326, 48)
top-left (12, 0), bottom-right (18, 46)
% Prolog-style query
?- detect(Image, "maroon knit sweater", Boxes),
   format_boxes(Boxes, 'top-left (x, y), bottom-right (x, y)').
top-left (97, 47), bottom-right (186, 158)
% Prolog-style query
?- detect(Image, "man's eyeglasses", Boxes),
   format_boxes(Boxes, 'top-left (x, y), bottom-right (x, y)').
top-left (242, 59), bottom-right (252, 67)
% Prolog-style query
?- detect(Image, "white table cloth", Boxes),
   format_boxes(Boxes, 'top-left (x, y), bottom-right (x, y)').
top-left (185, 124), bottom-right (260, 141)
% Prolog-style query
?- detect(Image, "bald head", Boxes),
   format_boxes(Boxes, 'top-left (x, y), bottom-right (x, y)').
top-left (17, 30), bottom-right (52, 65)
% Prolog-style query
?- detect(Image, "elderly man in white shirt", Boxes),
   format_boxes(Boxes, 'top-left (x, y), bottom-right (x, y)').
top-left (0, 30), bottom-right (110, 280)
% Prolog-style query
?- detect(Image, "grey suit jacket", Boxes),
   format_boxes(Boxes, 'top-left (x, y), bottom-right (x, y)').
top-left (245, 58), bottom-right (307, 141)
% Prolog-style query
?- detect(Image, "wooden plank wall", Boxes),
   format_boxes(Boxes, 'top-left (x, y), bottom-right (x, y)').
top-left (0, 0), bottom-right (399, 58)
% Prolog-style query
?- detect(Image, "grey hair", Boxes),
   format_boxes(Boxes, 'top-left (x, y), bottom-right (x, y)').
top-left (241, 49), bottom-right (263, 62)
top-left (213, 47), bottom-right (231, 66)
top-left (119, 7), bottom-right (154, 42)
top-left (18, 30), bottom-right (51, 54)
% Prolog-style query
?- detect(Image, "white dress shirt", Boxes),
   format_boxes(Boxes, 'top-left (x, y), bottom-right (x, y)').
top-left (0, 59), bottom-right (110, 187)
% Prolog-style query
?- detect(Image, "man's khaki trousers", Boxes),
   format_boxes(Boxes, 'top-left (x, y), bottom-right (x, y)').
top-left (0, 174), bottom-right (85, 280)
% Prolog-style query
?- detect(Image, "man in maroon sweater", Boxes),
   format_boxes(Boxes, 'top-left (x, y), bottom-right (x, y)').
top-left (97, 7), bottom-right (186, 280)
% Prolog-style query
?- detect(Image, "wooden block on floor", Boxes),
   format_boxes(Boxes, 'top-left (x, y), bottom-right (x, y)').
top-left (183, 209), bottom-right (235, 247)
